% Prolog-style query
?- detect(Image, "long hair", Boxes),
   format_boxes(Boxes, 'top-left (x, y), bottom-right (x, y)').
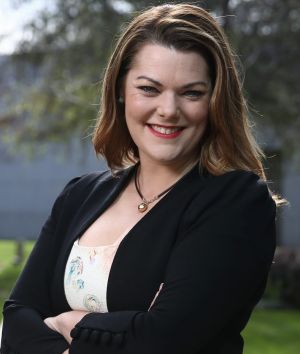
top-left (93, 4), bottom-right (266, 181)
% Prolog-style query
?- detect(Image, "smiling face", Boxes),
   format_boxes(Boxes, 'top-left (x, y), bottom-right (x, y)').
top-left (123, 43), bottom-right (211, 169)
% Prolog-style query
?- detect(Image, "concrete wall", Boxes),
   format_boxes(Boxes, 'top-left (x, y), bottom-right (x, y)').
top-left (0, 141), bottom-right (106, 240)
top-left (280, 161), bottom-right (300, 247)
top-left (0, 140), bottom-right (299, 246)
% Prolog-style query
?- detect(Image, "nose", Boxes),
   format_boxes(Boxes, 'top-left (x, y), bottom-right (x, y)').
top-left (157, 92), bottom-right (180, 120)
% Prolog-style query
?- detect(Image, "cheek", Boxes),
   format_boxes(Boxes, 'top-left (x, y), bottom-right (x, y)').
top-left (125, 99), bottom-right (139, 123)
top-left (188, 104), bottom-right (209, 126)
top-left (125, 97), bottom-right (152, 124)
top-left (124, 104), bottom-right (145, 135)
top-left (127, 100), bottom-right (145, 113)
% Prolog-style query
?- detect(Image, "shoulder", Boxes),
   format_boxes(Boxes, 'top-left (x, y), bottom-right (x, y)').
top-left (182, 169), bottom-right (276, 264)
top-left (204, 168), bottom-right (265, 190)
top-left (51, 167), bottom-right (133, 213)
top-left (53, 170), bottom-right (111, 203)
top-left (65, 169), bottom-right (113, 193)
top-left (200, 169), bottom-right (275, 209)
top-left (185, 169), bottom-right (276, 233)
top-left (59, 166), bottom-right (134, 198)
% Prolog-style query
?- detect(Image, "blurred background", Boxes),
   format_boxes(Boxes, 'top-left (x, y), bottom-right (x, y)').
top-left (0, 0), bottom-right (299, 352)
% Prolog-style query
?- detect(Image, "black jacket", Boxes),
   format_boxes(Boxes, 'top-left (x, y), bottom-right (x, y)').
top-left (1, 164), bottom-right (276, 354)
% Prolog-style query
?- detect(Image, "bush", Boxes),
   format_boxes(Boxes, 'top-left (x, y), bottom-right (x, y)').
top-left (0, 264), bottom-right (23, 320)
top-left (268, 247), bottom-right (300, 308)
top-left (0, 240), bottom-right (34, 321)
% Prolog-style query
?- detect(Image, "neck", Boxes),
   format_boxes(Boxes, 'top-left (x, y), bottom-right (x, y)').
top-left (136, 157), bottom-right (198, 199)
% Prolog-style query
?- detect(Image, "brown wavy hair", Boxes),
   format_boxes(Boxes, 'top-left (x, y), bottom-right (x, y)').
top-left (93, 3), bottom-right (267, 181)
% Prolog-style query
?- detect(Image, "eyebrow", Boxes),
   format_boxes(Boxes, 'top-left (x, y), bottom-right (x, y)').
top-left (136, 75), bottom-right (210, 89)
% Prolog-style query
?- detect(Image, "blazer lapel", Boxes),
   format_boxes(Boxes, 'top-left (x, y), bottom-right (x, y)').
top-left (66, 166), bottom-right (135, 244)
top-left (51, 165), bottom-right (136, 314)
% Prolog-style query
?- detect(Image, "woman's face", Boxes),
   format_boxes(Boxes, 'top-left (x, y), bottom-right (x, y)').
top-left (123, 43), bottom-right (211, 168)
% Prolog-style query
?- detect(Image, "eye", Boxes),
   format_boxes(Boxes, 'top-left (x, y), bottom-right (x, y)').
top-left (138, 86), bottom-right (159, 95)
top-left (183, 90), bottom-right (205, 99)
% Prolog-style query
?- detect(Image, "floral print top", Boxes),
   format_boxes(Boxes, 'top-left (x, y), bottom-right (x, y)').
top-left (64, 236), bottom-right (124, 313)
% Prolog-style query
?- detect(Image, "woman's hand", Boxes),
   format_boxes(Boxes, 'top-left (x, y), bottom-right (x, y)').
top-left (44, 310), bottom-right (88, 344)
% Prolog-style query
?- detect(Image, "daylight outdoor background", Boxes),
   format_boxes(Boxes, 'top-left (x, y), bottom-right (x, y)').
top-left (0, 0), bottom-right (300, 353)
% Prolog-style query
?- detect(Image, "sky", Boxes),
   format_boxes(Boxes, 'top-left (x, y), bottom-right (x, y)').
top-left (0, 0), bottom-right (132, 54)
top-left (0, 0), bottom-right (51, 54)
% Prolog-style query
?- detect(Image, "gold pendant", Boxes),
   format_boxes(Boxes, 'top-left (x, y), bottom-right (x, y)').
top-left (138, 202), bottom-right (148, 213)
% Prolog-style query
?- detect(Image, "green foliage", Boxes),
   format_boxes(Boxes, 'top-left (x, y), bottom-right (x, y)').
top-left (0, 241), bottom-right (34, 321)
top-left (243, 308), bottom-right (300, 354)
top-left (0, 240), bottom-right (34, 272)
top-left (0, 265), bottom-right (23, 319)
top-left (1, 240), bottom-right (300, 354)
top-left (231, 0), bottom-right (300, 152)
top-left (0, 264), bottom-right (23, 293)
top-left (1, 0), bottom-right (299, 156)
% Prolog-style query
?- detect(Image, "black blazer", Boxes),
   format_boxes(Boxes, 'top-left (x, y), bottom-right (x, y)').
top-left (1, 164), bottom-right (276, 354)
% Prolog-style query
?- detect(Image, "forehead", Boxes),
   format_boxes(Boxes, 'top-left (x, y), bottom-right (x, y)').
top-left (128, 43), bottom-right (210, 83)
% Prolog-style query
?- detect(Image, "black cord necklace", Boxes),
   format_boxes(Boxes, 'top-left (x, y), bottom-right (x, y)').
top-left (134, 167), bottom-right (176, 213)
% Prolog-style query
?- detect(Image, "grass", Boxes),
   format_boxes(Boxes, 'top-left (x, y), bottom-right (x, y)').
top-left (1, 240), bottom-right (300, 353)
top-left (0, 240), bottom-right (34, 272)
top-left (0, 240), bottom-right (34, 319)
top-left (243, 308), bottom-right (300, 354)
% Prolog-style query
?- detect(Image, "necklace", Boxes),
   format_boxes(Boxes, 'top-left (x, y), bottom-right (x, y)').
top-left (134, 167), bottom-right (177, 213)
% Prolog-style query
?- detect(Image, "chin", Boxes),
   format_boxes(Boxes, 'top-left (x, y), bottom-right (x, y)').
top-left (146, 153), bottom-right (187, 166)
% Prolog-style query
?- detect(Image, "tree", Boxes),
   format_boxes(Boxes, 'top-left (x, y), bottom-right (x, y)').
top-left (230, 0), bottom-right (300, 153)
top-left (1, 0), bottom-right (299, 156)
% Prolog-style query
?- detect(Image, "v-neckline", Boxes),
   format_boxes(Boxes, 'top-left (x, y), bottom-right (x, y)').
top-left (61, 163), bottom-right (204, 312)
top-left (110, 163), bottom-right (201, 246)
top-left (105, 163), bottom-right (205, 310)
top-left (70, 163), bottom-right (201, 251)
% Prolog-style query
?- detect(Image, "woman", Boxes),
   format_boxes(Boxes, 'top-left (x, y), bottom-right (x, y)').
top-left (1, 3), bottom-right (277, 354)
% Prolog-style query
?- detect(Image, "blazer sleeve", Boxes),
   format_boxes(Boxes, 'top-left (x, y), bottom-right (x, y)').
top-left (1, 177), bottom-right (81, 354)
top-left (68, 171), bottom-right (276, 354)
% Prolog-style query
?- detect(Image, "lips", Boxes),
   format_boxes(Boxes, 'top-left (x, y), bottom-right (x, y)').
top-left (147, 124), bottom-right (184, 139)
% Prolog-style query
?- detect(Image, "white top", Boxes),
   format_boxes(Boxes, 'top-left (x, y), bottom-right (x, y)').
top-left (64, 235), bottom-right (124, 313)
